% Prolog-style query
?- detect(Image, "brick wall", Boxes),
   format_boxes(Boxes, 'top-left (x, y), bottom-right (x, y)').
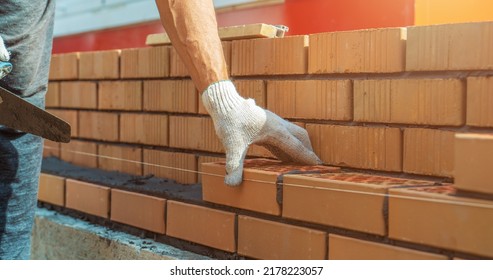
top-left (40, 21), bottom-right (493, 260)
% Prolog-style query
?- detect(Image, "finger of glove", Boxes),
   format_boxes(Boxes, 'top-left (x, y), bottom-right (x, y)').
top-left (265, 131), bottom-right (322, 165)
top-left (265, 110), bottom-right (314, 152)
top-left (0, 36), bottom-right (10, 61)
top-left (260, 143), bottom-right (294, 162)
top-left (224, 141), bottom-right (250, 187)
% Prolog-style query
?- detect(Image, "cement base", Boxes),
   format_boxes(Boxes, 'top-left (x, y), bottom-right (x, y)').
top-left (31, 208), bottom-right (209, 260)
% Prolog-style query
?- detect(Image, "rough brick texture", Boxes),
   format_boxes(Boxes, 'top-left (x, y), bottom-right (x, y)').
top-left (79, 50), bottom-right (120, 80)
top-left (78, 111), bottom-right (119, 142)
top-left (49, 53), bottom-right (79, 80)
top-left (120, 46), bottom-right (169, 78)
top-left (119, 113), bottom-right (168, 146)
top-left (143, 80), bottom-right (197, 113)
top-left (267, 80), bottom-right (352, 120)
top-left (98, 144), bottom-right (143, 176)
top-left (307, 124), bottom-right (402, 171)
top-left (309, 28), bottom-right (406, 73)
top-left (60, 81), bottom-right (97, 109)
top-left (354, 79), bottom-right (465, 126)
top-left (231, 35), bottom-right (308, 75)
top-left (143, 149), bottom-right (197, 184)
top-left (406, 22), bottom-right (493, 71)
top-left (98, 81), bottom-right (142, 111)
top-left (467, 76), bottom-right (493, 127)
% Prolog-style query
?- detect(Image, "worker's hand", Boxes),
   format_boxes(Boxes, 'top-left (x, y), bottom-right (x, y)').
top-left (202, 80), bottom-right (322, 186)
top-left (0, 35), bottom-right (12, 79)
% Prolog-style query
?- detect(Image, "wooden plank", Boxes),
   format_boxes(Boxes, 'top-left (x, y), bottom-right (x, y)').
top-left (146, 23), bottom-right (286, 46)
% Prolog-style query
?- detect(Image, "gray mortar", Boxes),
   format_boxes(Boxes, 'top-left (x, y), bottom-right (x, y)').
top-left (32, 207), bottom-right (210, 260)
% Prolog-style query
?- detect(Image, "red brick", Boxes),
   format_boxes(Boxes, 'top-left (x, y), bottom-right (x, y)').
top-left (328, 235), bottom-right (447, 260)
top-left (38, 173), bottom-right (65, 206)
top-left (79, 50), bottom-right (120, 79)
top-left (60, 81), bottom-right (97, 109)
top-left (120, 46), bottom-right (169, 78)
top-left (143, 80), bottom-right (197, 113)
top-left (120, 114), bottom-right (168, 146)
top-left (283, 173), bottom-right (434, 235)
top-left (267, 80), bottom-right (352, 120)
top-left (197, 155), bottom-right (225, 183)
top-left (78, 111), bottom-right (119, 142)
top-left (170, 42), bottom-right (231, 77)
top-left (143, 149), bottom-right (197, 184)
top-left (403, 128), bottom-right (455, 177)
top-left (49, 53), bottom-right (79, 80)
top-left (46, 82), bottom-right (60, 108)
top-left (309, 28), bottom-right (406, 74)
top-left (231, 36), bottom-right (308, 76)
top-left (406, 22), bottom-right (493, 71)
top-left (98, 144), bottom-right (142, 176)
top-left (198, 80), bottom-right (265, 115)
top-left (454, 133), bottom-right (493, 194)
top-left (166, 201), bottom-right (236, 252)
top-left (307, 124), bottom-right (402, 171)
top-left (389, 186), bottom-right (493, 258)
top-left (47, 109), bottom-right (78, 138)
top-left (169, 116), bottom-right (222, 152)
top-left (98, 81), bottom-right (142, 111)
top-left (354, 79), bottom-right (465, 126)
top-left (111, 189), bottom-right (166, 234)
top-left (238, 215), bottom-right (326, 260)
top-left (201, 159), bottom-right (339, 215)
top-left (43, 140), bottom-right (61, 158)
top-left (65, 179), bottom-right (110, 218)
top-left (467, 77), bottom-right (493, 127)
top-left (61, 140), bottom-right (97, 168)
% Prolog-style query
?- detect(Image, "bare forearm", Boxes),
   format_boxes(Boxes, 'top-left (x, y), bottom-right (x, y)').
top-left (155, 0), bottom-right (229, 92)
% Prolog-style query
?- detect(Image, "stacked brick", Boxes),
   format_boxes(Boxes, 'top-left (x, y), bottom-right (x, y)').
top-left (41, 21), bottom-right (493, 259)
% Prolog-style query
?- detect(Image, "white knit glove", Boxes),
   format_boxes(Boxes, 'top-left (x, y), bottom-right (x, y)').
top-left (0, 35), bottom-right (12, 79)
top-left (202, 80), bottom-right (322, 186)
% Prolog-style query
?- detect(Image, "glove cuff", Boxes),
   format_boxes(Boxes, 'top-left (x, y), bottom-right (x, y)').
top-left (201, 80), bottom-right (245, 117)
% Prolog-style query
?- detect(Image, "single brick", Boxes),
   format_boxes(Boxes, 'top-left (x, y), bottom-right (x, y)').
top-left (61, 140), bottom-right (97, 168)
top-left (406, 22), bottom-right (493, 71)
top-left (43, 139), bottom-right (61, 158)
top-left (120, 46), bottom-right (169, 78)
top-left (169, 116), bottom-right (222, 152)
top-left (166, 201), bottom-right (236, 252)
top-left (467, 77), bottom-right (493, 127)
top-left (354, 79), bottom-right (465, 126)
top-left (98, 144), bottom-right (143, 176)
top-left (60, 81), bottom-right (97, 109)
top-left (238, 215), bottom-right (326, 260)
top-left (454, 133), bottom-right (493, 194)
top-left (65, 179), bottom-right (110, 218)
top-left (201, 159), bottom-right (339, 215)
top-left (79, 50), bottom-right (120, 79)
top-left (198, 80), bottom-right (265, 115)
top-left (307, 124), bottom-right (402, 171)
top-left (47, 109), bottom-right (78, 137)
top-left (78, 111), bottom-right (119, 142)
top-left (143, 149), bottom-right (197, 184)
top-left (403, 128), bottom-right (455, 177)
top-left (111, 189), bottom-right (166, 234)
top-left (120, 113), bottom-right (168, 146)
top-left (389, 186), bottom-right (493, 258)
top-left (49, 53), bottom-right (79, 80)
top-left (309, 28), bottom-right (406, 74)
top-left (46, 82), bottom-right (60, 108)
top-left (328, 234), bottom-right (447, 260)
top-left (170, 42), bottom-right (231, 77)
top-left (38, 173), bottom-right (65, 206)
top-left (143, 80), bottom-right (197, 113)
top-left (197, 155), bottom-right (225, 183)
top-left (231, 36), bottom-right (308, 76)
top-left (283, 173), bottom-right (434, 235)
top-left (267, 80), bottom-right (352, 120)
top-left (98, 81), bottom-right (142, 111)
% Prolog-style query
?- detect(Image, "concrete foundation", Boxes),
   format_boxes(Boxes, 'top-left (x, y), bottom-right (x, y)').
top-left (31, 208), bottom-right (209, 260)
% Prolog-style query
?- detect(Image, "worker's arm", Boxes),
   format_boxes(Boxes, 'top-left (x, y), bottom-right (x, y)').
top-left (155, 0), bottom-right (322, 186)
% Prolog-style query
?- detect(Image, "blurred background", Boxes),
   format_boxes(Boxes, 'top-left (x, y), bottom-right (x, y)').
top-left (53, 0), bottom-right (493, 53)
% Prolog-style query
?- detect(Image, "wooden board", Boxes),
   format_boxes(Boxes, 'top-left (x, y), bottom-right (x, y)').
top-left (146, 23), bottom-right (287, 46)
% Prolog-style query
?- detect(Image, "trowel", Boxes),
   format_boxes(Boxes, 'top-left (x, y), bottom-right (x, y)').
top-left (0, 61), bottom-right (71, 143)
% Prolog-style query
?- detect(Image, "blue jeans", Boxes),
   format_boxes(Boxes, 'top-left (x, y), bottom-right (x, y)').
top-left (0, 0), bottom-right (55, 259)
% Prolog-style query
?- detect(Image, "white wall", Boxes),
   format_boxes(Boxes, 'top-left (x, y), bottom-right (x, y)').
top-left (54, 0), bottom-right (258, 37)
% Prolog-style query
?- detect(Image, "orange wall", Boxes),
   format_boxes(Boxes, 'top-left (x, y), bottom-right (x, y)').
top-left (415, 0), bottom-right (493, 25)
